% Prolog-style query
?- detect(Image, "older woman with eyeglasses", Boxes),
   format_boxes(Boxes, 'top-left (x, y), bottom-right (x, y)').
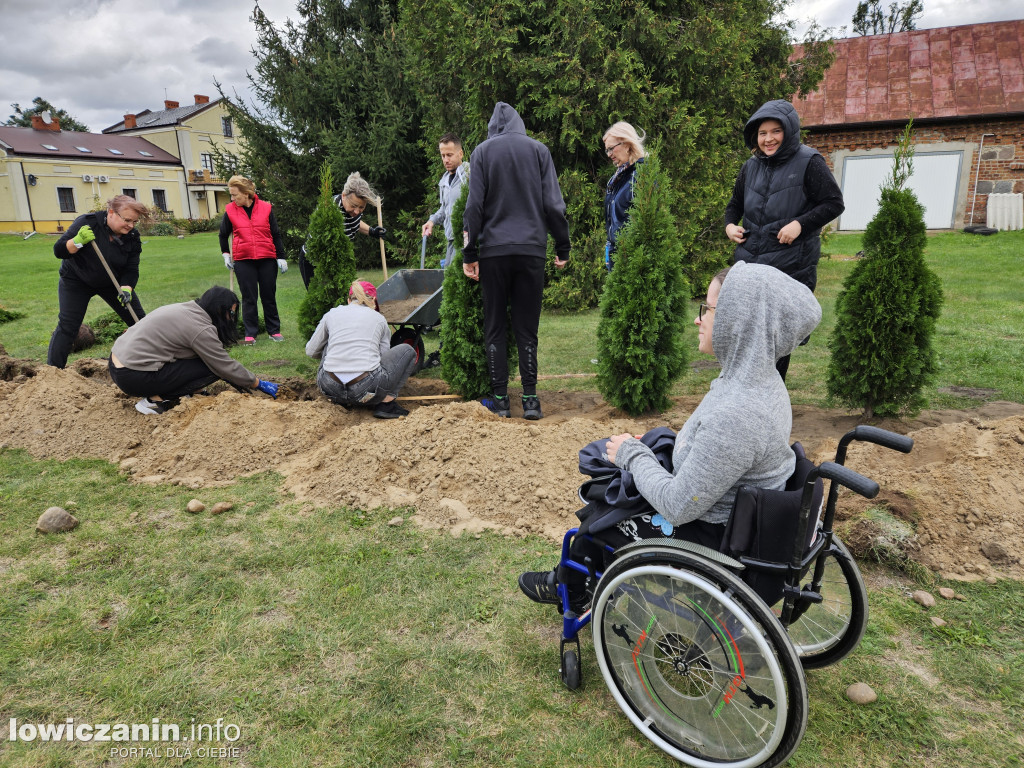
top-left (602, 121), bottom-right (647, 271)
top-left (108, 286), bottom-right (279, 415)
top-left (48, 194), bottom-right (150, 368)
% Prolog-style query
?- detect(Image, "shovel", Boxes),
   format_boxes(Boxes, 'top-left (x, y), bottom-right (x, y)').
top-left (375, 200), bottom-right (388, 281)
top-left (420, 235), bottom-right (427, 269)
top-left (90, 241), bottom-right (140, 323)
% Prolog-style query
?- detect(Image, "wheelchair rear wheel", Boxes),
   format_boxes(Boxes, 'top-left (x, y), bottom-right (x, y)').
top-left (592, 546), bottom-right (807, 768)
top-left (784, 537), bottom-right (868, 670)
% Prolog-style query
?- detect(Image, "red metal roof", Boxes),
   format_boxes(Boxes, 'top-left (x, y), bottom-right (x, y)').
top-left (793, 20), bottom-right (1024, 128)
top-left (0, 126), bottom-right (180, 164)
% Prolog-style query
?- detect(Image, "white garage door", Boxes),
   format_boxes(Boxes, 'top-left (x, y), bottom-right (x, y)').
top-left (839, 151), bottom-right (963, 230)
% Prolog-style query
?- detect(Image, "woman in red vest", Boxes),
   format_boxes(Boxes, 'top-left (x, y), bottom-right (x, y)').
top-left (219, 175), bottom-right (289, 345)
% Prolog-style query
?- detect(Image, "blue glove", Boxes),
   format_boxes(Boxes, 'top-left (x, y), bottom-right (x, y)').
top-left (651, 513), bottom-right (674, 536)
top-left (256, 379), bottom-right (279, 399)
top-left (277, 258), bottom-right (288, 273)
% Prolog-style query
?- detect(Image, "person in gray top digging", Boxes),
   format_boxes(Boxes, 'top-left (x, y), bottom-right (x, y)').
top-left (518, 261), bottom-right (822, 610)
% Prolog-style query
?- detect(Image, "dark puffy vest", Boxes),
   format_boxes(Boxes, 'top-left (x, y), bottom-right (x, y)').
top-left (734, 144), bottom-right (821, 291)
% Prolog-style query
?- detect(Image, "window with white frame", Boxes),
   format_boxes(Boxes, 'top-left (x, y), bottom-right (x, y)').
top-left (201, 153), bottom-right (214, 173)
top-left (221, 117), bottom-right (233, 138)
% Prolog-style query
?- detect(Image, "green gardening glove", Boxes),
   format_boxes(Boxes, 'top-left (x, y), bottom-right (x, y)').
top-left (72, 226), bottom-right (95, 249)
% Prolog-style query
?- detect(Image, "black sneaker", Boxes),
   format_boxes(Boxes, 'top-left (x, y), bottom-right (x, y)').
top-left (522, 395), bottom-right (543, 420)
top-left (373, 400), bottom-right (408, 419)
top-left (481, 394), bottom-right (511, 417)
top-left (518, 571), bottom-right (560, 605)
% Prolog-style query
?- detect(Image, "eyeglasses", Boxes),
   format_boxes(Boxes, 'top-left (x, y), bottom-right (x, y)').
top-left (114, 209), bottom-right (139, 226)
top-left (604, 142), bottom-right (624, 156)
top-left (699, 303), bottom-right (716, 321)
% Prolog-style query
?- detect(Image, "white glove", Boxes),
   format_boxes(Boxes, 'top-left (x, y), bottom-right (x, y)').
top-left (223, 253), bottom-right (233, 270)
top-left (277, 259), bottom-right (288, 274)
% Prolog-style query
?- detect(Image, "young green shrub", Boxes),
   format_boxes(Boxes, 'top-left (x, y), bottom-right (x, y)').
top-left (438, 179), bottom-right (516, 399)
top-left (0, 305), bottom-right (27, 324)
top-left (826, 122), bottom-right (943, 417)
top-left (596, 151), bottom-right (690, 415)
top-left (298, 162), bottom-right (357, 340)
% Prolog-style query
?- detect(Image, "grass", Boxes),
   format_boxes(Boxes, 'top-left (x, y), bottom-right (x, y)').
top-left (1, 451), bottom-right (1021, 767)
top-left (1, 230), bottom-right (1023, 766)
top-left (2, 229), bottom-right (1022, 407)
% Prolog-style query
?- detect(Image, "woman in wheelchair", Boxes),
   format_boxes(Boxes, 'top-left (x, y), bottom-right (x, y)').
top-left (519, 261), bottom-right (822, 611)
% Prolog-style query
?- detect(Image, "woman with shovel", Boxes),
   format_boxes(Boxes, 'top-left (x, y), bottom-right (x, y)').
top-left (47, 194), bottom-right (149, 369)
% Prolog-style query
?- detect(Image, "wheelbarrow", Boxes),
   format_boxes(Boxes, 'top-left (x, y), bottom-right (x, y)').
top-left (377, 268), bottom-right (445, 371)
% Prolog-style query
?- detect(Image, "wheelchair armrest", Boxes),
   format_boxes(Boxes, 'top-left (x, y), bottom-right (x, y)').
top-left (846, 425), bottom-right (914, 455)
top-left (817, 461), bottom-right (879, 499)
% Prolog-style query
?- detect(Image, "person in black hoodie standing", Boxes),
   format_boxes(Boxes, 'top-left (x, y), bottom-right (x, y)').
top-left (48, 195), bottom-right (149, 368)
top-left (462, 102), bottom-right (571, 420)
top-left (724, 100), bottom-right (844, 381)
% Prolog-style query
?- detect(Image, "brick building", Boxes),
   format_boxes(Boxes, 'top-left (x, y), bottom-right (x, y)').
top-left (791, 20), bottom-right (1024, 230)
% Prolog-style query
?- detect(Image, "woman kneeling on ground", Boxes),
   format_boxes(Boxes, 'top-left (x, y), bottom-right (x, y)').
top-left (306, 281), bottom-right (416, 419)
top-left (518, 262), bottom-right (821, 611)
top-left (108, 286), bottom-right (280, 414)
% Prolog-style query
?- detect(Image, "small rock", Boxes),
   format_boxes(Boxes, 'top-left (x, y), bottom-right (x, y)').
top-left (846, 682), bottom-right (877, 705)
top-left (210, 502), bottom-right (233, 516)
top-left (186, 499), bottom-right (206, 514)
top-left (387, 516), bottom-right (404, 527)
top-left (930, 616), bottom-right (947, 628)
top-left (912, 590), bottom-right (935, 608)
top-left (528, 426), bottom-right (541, 437)
top-left (534, 488), bottom-right (549, 499)
top-left (36, 507), bottom-right (80, 534)
top-left (984, 576), bottom-right (998, 585)
top-left (177, 235), bottom-right (185, 239)
top-left (980, 541), bottom-right (1010, 563)
top-left (938, 587), bottom-right (956, 600)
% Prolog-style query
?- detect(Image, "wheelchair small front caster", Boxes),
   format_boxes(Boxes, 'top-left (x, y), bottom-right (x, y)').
top-left (561, 648), bottom-right (581, 690)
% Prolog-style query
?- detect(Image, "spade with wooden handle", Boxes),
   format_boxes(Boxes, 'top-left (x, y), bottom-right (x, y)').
top-left (90, 240), bottom-right (139, 323)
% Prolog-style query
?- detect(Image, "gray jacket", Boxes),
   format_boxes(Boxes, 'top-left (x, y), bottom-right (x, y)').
top-left (614, 262), bottom-right (822, 526)
top-left (429, 161), bottom-right (469, 242)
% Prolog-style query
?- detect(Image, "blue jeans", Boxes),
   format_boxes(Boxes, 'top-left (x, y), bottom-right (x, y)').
top-left (316, 344), bottom-right (416, 407)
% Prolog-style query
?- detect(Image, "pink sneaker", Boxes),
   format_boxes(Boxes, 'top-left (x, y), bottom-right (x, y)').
top-left (243, 336), bottom-right (256, 346)
top-left (270, 333), bottom-right (284, 342)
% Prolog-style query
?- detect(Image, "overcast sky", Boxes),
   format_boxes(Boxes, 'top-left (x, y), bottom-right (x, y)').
top-left (1, 0), bottom-right (1020, 133)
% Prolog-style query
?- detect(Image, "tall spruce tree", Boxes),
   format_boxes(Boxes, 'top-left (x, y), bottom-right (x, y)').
top-left (826, 123), bottom-right (943, 418)
top-left (596, 151), bottom-right (690, 415)
top-left (298, 163), bottom-right (357, 340)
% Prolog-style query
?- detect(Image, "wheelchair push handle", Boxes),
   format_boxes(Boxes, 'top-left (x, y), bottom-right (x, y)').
top-left (848, 425), bottom-right (914, 454)
top-left (816, 461), bottom-right (880, 499)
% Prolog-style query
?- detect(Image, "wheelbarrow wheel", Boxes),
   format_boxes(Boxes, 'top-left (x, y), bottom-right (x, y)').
top-left (391, 328), bottom-right (426, 371)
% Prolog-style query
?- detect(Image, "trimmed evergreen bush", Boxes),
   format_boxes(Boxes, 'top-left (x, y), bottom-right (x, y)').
top-left (826, 123), bottom-right (943, 418)
top-left (298, 163), bottom-right (357, 340)
top-left (596, 151), bottom-right (690, 415)
top-left (543, 169), bottom-right (606, 312)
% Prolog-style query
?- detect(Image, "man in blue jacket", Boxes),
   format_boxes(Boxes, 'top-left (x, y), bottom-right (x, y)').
top-left (462, 102), bottom-right (571, 420)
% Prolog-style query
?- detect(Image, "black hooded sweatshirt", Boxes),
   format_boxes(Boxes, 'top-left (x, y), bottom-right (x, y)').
top-left (725, 100), bottom-right (844, 291)
top-left (462, 102), bottom-right (570, 263)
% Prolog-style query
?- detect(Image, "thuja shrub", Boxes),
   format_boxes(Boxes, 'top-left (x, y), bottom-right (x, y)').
top-left (438, 179), bottom-right (517, 399)
top-left (827, 123), bottom-right (943, 418)
top-left (298, 162), bottom-right (357, 340)
top-left (543, 168), bottom-right (606, 312)
top-left (596, 152), bottom-right (690, 415)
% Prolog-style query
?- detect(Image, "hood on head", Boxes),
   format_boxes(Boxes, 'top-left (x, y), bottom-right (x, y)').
top-left (712, 262), bottom-right (821, 383)
top-left (743, 100), bottom-right (802, 162)
top-left (487, 102), bottom-right (527, 138)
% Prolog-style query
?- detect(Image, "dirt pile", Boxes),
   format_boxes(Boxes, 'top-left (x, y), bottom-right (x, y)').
top-left (1, 357), bottom-right (1022, 581)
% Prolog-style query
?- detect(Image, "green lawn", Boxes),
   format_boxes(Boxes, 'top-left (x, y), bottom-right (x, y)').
top-left (1, 230), bottom-right (1023, 767)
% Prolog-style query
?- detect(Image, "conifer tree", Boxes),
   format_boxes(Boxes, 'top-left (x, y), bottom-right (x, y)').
top-left (298, 163), bottom-right (357, 340)
top-left (437, 180), bottom-right (517, 399)
top-left (596, 151), bottom-right (690, 415)
top-left (826, 123), bottom-right (943, 417)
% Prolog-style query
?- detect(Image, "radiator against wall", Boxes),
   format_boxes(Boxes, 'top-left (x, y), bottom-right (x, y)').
top-left (986, 193), bottom-right (1024, 231)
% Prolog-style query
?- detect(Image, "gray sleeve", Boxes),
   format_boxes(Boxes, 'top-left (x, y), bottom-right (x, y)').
top-left (616, 408), bottom-right (758, 526)
top-left (191, 327), bottom-right (255, 388)
top-left (305, 315), bottom-right (329, 359)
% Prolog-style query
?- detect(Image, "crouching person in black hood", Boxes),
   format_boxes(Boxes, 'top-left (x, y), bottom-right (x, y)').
top-left (108, 286), bottom-right (280, 414)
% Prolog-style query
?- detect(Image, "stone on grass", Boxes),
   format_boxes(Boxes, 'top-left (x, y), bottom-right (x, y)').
top-left (36, 507), bottom-right (79, 534)
top-left (387, 516), bottom-right (404, 527)
top-left (210, 502), bottom-right (233, 516)
top-left (846, 682), bottom-right (877, 705)
top-left (186, 499), bottom-right (206, 514)
top-left (938, 587), bottom-right (956, 600)
top-left (930, 616), bottom-right (947, 628)
top-left (912, 590), bottom-right (935, 608)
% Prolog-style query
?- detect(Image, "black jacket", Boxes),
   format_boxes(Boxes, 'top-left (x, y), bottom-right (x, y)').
top-left (462, 102), bottom-right (571, 262)
top-left (605, 158), bottom-right (643, 250)
top-left (54, 211), bottom-right (142, 290)
top-left (727, 100), bottom-right (844, 291)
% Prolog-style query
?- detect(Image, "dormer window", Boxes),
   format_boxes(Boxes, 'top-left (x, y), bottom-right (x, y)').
top-left (138, 150), bottom-right (153, 157)
top-left (42, 144), bottom-right (58, 151)
top-left (107, 148), bottom-right (124, 155)
top-left (75, 146), bottom-right (92, 153)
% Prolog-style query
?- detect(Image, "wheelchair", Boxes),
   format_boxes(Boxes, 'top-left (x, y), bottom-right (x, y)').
top-left (549, 426), bottom-right (913, 768)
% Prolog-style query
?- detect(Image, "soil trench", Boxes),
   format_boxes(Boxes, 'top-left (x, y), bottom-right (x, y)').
top-left (1, 356), bottom-right (1021, 582)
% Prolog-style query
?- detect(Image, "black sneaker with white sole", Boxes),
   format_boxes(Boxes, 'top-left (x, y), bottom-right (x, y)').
top-left (522, 395), bottom-right (543, 420)
top-left (135, 397), bottom-right (179, 415)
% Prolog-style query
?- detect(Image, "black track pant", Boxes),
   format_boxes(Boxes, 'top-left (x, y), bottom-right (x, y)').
top-left (108, 358), bottom-right (220, 401)
top-left (234, 258), bottom-right (280, 337)
top-left (479, 255), bottom-right (544, 397)
top-left (48, 274), bottom-right (145, 368)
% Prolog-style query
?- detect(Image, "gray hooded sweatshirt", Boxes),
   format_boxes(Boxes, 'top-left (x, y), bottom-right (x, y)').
top-left (614, 262), bottom-right (822, 526)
